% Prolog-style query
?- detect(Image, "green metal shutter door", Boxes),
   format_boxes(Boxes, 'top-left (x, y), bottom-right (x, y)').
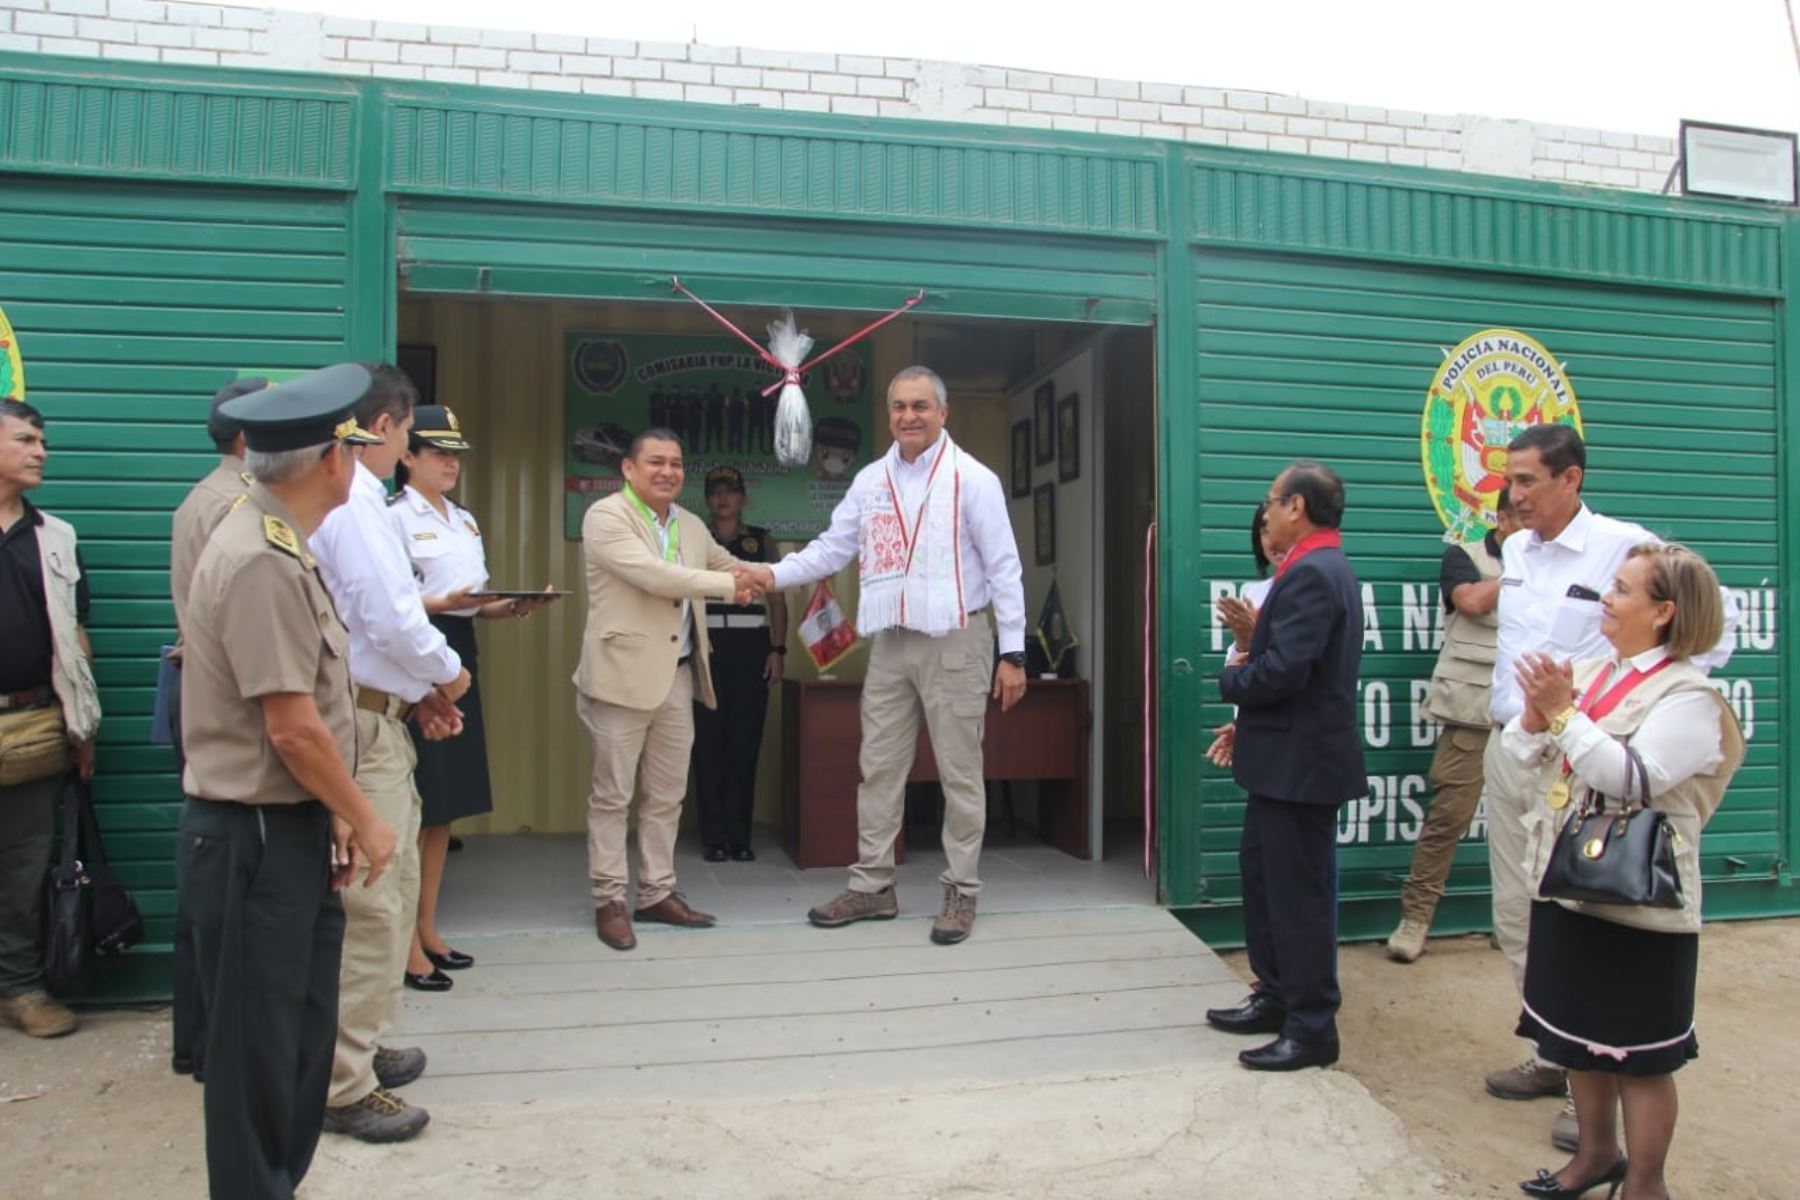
top-left (2, 177), bottom-right (354, 998)
top-left (397, 199), bottom-right (1157, 325)
top-left (1186, 247), bottom-right (1780, 937)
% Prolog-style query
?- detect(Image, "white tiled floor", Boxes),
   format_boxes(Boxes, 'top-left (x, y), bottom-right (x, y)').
top-left (436, 825), bottom-right (1156, 937)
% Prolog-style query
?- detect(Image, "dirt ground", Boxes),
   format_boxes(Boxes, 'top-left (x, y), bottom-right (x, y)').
top-left (1249, 917), bottom-right (1800, 1200)
top-left (2, 917), bottom-right (1794, 1198)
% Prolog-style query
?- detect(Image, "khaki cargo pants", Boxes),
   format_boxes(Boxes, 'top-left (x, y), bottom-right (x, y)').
top-left (1398, 724), bottom-right (1490, 926)
top-left (329, 709), bottom-right (423, 1108)
top-left (849, 617), bottom-right (994, 898)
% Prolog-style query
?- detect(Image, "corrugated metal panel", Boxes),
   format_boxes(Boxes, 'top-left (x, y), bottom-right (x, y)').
top-left (389, 96), bottom-right (1164, 238)
top-left (1175, 247), bottom-right (1781, 919)
top-left (3, 176), bottom-right (355, 983)
top-left (1189, 160), bottom-right (1783, 297)
top-left (0, 60), bottom-right (356, 188)
top-left (397, 199), bottom-right (1158, 325)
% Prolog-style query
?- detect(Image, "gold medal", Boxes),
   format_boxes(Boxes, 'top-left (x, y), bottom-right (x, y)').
top-left (1546, 779), bottom-right (1571, 811)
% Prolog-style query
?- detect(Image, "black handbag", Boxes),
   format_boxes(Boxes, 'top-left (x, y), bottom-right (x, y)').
top-left (43, 774), bottom-right (145, 993)
top-left (1538, 744), bottom-right (1683, 909)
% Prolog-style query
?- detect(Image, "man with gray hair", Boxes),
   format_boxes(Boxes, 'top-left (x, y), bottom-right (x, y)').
top-left (745, 366), bottom-right (1027, 945)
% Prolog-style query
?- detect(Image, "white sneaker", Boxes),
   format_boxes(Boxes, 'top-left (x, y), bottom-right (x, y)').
top-left (1385, 918), bottom-right (1429, 963)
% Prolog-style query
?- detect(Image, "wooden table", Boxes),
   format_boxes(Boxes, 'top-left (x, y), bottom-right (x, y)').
top-left (780, 678), bottom-right (1091, 869)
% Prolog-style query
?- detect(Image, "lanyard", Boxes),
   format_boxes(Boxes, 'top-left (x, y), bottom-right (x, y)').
top-left (1578, 657), bottom-right (1674, 722)
top-left (623, 486), bottom-right (679, 563)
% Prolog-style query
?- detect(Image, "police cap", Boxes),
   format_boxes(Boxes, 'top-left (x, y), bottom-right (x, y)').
top-left (814, 417), bottom-right (861, 451)
top-left (410, 405), bottom-right (472, 452)
top-left (207, 375), bottom-right (268, 447)
top-left (705, 465), bottom-right (746, 493)
top-left (221, 363), bottom-right (384, 452)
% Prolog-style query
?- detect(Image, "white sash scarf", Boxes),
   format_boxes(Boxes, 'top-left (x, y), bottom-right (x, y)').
top-left (857, 435), bottom-right (967, 637)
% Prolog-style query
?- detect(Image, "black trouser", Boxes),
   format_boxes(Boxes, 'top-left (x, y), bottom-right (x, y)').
top-left (1239, 796), bottom-right (1342, 1043)
top-left (692, 634), bottom-right (772, 850)
top-left (0, 772), bottom-right (59, 997)
top-left (178, 797), bottom-right (343, 1200)
top-left (167, 669), bottom-right (206, 1076)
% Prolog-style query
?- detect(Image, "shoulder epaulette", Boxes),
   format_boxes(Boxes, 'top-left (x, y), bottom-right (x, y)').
top-left (230, 494), bottom-right (249, 513)
top-left (263, 514), bottom-right (305, 561)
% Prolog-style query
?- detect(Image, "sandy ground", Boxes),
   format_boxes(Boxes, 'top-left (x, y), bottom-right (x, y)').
top-left (2, 917), bottom-right (1793, 1199)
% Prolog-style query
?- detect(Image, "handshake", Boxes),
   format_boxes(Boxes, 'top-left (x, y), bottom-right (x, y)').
top-left (730, 562), bottom-right (777, 607)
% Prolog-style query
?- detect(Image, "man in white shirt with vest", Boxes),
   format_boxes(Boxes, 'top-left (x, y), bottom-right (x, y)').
top-left (1480, 423), bottom-right (1735, 1150)
top-left (747, 366), bottom-right (1027, 945)
top-left (310, 364), bottom-right (470, 1144)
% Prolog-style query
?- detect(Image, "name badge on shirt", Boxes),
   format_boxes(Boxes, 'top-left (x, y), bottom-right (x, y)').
top-left (1501, 577), bottom-right (1523, 588)
top-left (412, 531), bottom-right (438, 541)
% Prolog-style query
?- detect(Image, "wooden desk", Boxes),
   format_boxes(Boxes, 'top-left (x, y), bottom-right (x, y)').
top-left (780, 678), bottom-right (1091, 869)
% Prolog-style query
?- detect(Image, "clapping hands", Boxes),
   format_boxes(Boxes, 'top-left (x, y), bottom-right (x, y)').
top-left (1216, 594), bottom-right (1259, 650)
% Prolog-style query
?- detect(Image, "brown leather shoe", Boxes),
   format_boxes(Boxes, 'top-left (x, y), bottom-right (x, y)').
top-left (595, 899), bottom-right (637, 950)
top-left (634, 893), bottom-right (716, 928)
top-left (0, 990), bottom-right (77, 1038)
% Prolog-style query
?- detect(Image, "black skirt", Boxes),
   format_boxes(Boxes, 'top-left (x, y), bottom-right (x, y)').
top-left (1515, 900), bottom-right (1699, 1076)
top-left (409, 615), bottom-right (493, 826)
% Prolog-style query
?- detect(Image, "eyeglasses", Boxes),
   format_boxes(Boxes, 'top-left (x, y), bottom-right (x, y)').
top-left (1263, 493), bottom-right (1295, 508)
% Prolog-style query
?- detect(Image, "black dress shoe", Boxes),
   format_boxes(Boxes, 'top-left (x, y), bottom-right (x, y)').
top-left (425, 947), bottom-right (474, 971)
top-left (1205, 991), bottom-right (1287, 1035)
top-left (403, 968), bottom-right (453, 993)
top-left (1238, 1035), bottom-right (1340, 1071)
top-left (730, 845), bottom-right (756, 862)
top-left (703, 846), bottom-right (729, 863)
top-left (1519, 1157), bottom-right (1627, 1198)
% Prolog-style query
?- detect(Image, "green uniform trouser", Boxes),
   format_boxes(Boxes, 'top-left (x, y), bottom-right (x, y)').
top-left (0, 773), bottom-right (59, 997)
top-left (1398, 725), bottom-right (1491, 926)
top-left (180, 797), bottom-right (343, 1200)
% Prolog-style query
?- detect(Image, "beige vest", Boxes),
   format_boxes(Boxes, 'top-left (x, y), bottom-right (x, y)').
top-left (1526, 657), bottom-right (1745, 934)
top-left (1422, 539), bottom-right (1501, 729)
top-left (35, 511), bottom-right (102, 741)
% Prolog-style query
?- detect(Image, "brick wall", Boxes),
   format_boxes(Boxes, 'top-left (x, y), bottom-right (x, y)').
top-left (0, 0), bottom-right (1679, 193)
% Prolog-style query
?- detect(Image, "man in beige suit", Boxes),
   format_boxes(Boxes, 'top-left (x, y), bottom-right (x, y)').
top-left (575, 427), bottom-right (761, 951)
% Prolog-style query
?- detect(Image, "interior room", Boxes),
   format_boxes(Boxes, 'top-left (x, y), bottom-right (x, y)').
top-left (394, 293), bottom-right (1158, 931)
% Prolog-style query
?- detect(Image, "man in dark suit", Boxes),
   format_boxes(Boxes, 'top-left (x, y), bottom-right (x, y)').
top-left (1206, 460), bottom-right (1366, 1071)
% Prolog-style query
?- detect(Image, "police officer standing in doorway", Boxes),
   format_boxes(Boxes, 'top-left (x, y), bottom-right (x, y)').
top-left (178, 364), bottom-right (398, 1199)
top-left (692, 467), bottom-right (787, 862)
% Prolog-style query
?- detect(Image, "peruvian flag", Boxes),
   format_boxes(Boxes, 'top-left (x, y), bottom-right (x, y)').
top-left (799, 579), bottom-right (858, 672)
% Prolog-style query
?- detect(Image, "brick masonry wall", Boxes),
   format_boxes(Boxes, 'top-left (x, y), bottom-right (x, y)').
top-left (0, 0), bottom-right (1679, 193)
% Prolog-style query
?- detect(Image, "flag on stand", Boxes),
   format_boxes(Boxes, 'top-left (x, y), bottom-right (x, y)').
top-left (800, 579), bottom-right (859, 672)
top-left (1034, 578), bottom-right (1079, 676)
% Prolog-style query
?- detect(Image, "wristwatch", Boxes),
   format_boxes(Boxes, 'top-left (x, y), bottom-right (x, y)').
top-left (999, 651), bottom-right (1027, 668)
top-left (769, 645), bottom-right (788, 656)
top-left (1547, 706), bottom-right (1579, 736)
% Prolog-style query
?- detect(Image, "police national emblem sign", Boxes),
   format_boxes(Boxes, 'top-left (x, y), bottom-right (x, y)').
top-left (1421, 328), bottom-right (1584, 542)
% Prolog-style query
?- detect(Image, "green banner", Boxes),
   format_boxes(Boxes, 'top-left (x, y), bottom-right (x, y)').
top-left (562, 331), bottom-right (874, 540)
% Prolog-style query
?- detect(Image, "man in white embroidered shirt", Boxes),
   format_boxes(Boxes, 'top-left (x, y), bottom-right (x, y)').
top-left (747, 366), bottom-right (1027, 945)
top-left (309, 364), bottom-right (470, 1144)
top-left (1480, 422), bottom-right (1737, 1151)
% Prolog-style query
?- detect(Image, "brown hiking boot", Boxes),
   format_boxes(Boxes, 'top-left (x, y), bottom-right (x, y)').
top-left (1484, 1057), bottom-right (1568, 1100)
top-left (596, 899), bottom-right (636, 950)
top-left (807, 887), bottom-right (898, 928)
top-left (931, 886), bottom-right (977, 945)
top-left (373, 1045), bottom-right (427, 1090)
top-left (322, 1086), bottom-right (430, 1143)
top-left (1551, 1095), bottom-right (1579, 1152)
top-left (1385, 917), bottom-right (1430, 963)
top-left (0, 991), bottom-right (77, 1038)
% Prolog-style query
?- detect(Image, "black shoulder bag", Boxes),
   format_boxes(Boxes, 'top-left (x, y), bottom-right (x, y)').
top-left (44, 774), bottom-right (145, 993)
top-left (1538, 743), bottom-right (1683, 909)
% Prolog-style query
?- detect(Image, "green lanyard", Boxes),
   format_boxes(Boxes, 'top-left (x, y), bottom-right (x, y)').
top-left (623, 485), bottom-right (680, 563)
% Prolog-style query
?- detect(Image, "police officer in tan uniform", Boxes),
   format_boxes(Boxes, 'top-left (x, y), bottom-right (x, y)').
top-left (164, 374), bottom-right (262, 1079)
top-left (179, 364), bottom-right (398, 1200)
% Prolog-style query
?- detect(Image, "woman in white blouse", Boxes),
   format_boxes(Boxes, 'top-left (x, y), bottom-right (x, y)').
top-left (390, 407), bottom-right (553, 991)
top-left (1507, 543), bottom-right (1745, 1200)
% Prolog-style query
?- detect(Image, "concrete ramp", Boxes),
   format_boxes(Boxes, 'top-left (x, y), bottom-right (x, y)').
top-left (393, 907), bottom-right (1250, 1106)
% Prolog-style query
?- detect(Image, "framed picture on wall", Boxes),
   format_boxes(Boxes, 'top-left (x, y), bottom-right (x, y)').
top-left (1057, 393), bottom-right (1080, 483)
top-left (1010, 419), bottom-right (1032, 498)
top-left (397, 343), bottom-right (438, 407)
top-left (1034, 482), bottom-right (1056, 566)
top-left (1033, 381), bottom-right (1055, 464)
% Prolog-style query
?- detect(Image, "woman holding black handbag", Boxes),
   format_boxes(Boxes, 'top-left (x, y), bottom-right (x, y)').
top-left (1505, 543), bottom-right (1745, 1200)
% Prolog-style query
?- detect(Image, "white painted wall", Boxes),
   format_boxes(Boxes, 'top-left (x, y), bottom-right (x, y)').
top-left (0, 0), bottom-right (1679, 193)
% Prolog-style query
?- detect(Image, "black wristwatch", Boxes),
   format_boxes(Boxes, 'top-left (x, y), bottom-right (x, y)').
top-left (770, 645), bottom-right (788, 656)
top-left (999, 651), bottom-right (1026, 668)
